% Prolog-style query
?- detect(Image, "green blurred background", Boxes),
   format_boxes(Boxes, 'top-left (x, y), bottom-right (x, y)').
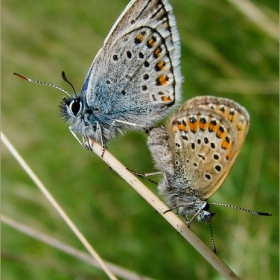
top-left (2, 0), bottom-right (278, 279)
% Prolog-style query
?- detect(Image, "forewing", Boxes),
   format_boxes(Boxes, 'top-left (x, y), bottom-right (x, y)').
top-left (82, 0), bottom-right (182, 126)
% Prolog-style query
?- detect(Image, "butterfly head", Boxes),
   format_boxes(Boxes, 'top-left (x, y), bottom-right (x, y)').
top-left (60, 95), bottom-right (84, 124)
top-left (195, 202), bottom-right (216, 223)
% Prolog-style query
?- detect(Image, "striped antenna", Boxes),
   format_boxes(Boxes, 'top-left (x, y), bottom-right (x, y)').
top-left (13, 72), bottom-right (71, 97)
top-left (208, 220), bottom-right (216, 254)
top-left (209, 202), bottom-right (272, 216)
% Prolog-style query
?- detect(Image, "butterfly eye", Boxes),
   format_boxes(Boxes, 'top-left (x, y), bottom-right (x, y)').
top-left (69, 99), bottom-right (82, 116)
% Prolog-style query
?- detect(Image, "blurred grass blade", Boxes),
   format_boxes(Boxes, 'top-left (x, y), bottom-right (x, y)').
top-left (227, 0), bottom-right (278, 40)
top-left (1, 132), bottom-right (117, 280)
top-left (1, 214), bottom-right (153, 280)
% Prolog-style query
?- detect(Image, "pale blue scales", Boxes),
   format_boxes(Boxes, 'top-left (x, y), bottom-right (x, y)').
top-left (60, 0), bottom-right (183, 148)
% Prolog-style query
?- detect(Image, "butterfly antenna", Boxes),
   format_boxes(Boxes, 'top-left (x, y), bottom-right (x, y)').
top-left (208, 220), bottom-right (216, 254)
top-left (61, 71), bottom-right (77, 97)
top-left (13, 72), bottom-right (71, 97)
top-left (209, 202), bottom-right (272, 216)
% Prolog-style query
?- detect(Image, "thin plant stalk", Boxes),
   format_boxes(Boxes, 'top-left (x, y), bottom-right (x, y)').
top-left (1, 132), bottom-right (117, 280)
top-left (89, 138), bottom-right (241, 280)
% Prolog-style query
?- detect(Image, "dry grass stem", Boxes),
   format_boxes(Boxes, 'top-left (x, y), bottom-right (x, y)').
top-left (89, 138), bottom-right (241, 280)
top-left (1, 132), bottom-right (117, 280)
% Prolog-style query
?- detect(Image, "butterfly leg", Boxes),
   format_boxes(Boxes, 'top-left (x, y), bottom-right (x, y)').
top-left (112, 119), bottom-right (153, 136)
top-left (112, 119), bottom-right (138, 128)
top-left (112, 119), bottom-right (152, 132)
top-left (69, 127), bottom-right (92, 150)
top-left (163, 203), bottom-right (194, 215)
top-left (82, 134), bottom-right (92, 150)
top-left (186, 202), bottom-right (208, 227)
top-left (127, 169), bottom-right (162, 185)
top-left (95, 122), bottom-right (107, 157)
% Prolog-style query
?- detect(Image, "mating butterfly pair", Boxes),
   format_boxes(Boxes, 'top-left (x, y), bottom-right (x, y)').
top-left (14, 0), bottom-right (271, 252)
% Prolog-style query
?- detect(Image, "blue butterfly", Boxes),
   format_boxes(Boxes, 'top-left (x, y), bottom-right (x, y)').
top-left (59, 0), bottom-right (182, 149)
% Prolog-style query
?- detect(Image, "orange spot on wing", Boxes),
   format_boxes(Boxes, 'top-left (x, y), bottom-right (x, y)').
top-left (135, 34), bottom-right (144, 43)
top-left (161, 95), bottom-right (171, 102)
top-left (199, 121), bottom-right (207, 131)
top-left (189, 118), bottom-right (198, 133)
top-left (209, 122), bottom-right (218, 132)
top-left (154, 47), bottom-right (162, 58)
top-left (221, 138), bottom-right (231, 150)
top-left (156, 61), bottom-right (165, 71)
top-left (148, 38), bottom-right (156, 47)
top-left (216, 128), bottom-right (226, 138)
top-left (177, 123), bottom-right (188, 132)
top-left (156, 75), bottom-right (168, 86)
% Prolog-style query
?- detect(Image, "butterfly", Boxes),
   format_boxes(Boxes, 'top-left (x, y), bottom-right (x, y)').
top-left (58, 0), bottom-right (183, 148)
top-left (14, 0), bottom-right (182, 149)
top-left (147, 96), bottom-right (271, 252)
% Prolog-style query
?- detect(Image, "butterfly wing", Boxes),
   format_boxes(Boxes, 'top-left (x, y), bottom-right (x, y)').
top-left (181, 96), bottom-right (250, 154)
top-left (82, 0), bottom-right (182, 129)
top-left (167, 96), bottom-right (250, 200)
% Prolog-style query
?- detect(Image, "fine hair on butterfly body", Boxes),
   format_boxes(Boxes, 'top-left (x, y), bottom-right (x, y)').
top-left (14, 0), bottom-right (183, 149)
top-left (147, 96), bottom-right (272, 252)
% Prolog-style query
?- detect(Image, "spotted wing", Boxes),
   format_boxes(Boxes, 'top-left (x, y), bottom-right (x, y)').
top-left (81, 0), bottom-right (182, 128)
top-left (167, 96), bottom-right (250, 200)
